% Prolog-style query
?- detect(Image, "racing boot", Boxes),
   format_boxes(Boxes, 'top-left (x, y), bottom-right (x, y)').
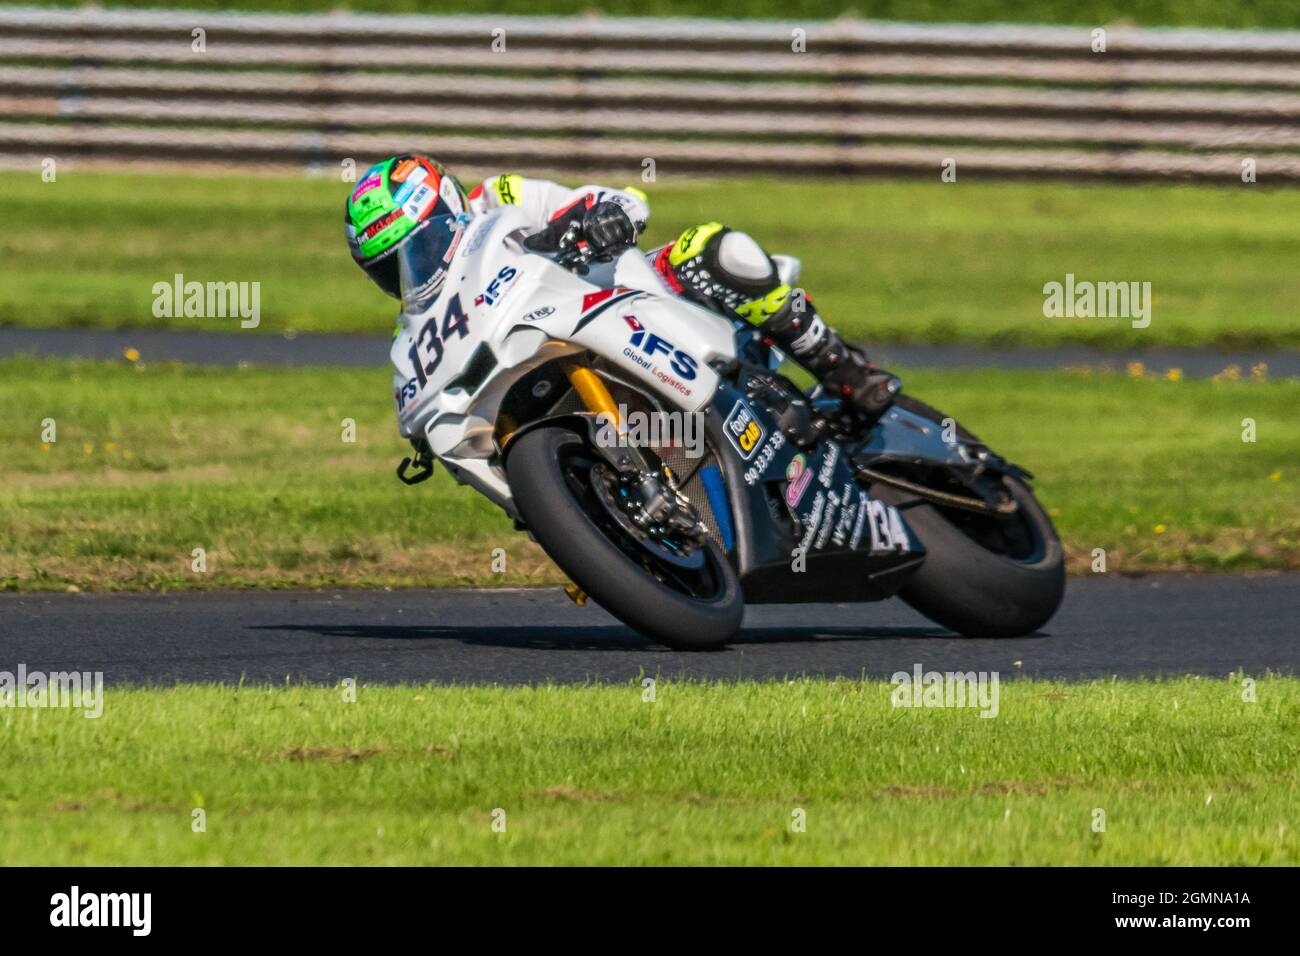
top-left (655, 222), bottom-right (900, 424)
top-left (756, 293), bottom-right (900, 423)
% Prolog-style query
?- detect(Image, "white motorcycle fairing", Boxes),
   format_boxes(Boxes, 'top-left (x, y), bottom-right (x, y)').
top-left (389, 206), bottom-right (738, 515)
top-left (381, 206), bottom-right (1062, 647)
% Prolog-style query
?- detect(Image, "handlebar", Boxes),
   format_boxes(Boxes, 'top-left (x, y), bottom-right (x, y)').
top-left (522, 221), bottom-right (619, 276)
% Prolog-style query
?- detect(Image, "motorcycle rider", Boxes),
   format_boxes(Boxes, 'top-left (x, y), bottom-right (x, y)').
top-left (344, 153), bottom-right (900, 425)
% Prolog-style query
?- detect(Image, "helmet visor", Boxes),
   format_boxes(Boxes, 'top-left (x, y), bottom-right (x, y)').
top-left (397, 214), bottom-right (465, 314)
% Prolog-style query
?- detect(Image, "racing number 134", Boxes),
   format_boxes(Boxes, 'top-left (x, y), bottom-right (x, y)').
top-left (409, 293), bottom-right (471, 386)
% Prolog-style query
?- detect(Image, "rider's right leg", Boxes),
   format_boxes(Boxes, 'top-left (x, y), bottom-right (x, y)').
top-left (652, 222), bottom-right (900, 423)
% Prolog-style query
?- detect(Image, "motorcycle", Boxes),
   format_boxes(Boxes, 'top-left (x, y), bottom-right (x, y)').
top-left (390, 205), bottom-right (1065, 650)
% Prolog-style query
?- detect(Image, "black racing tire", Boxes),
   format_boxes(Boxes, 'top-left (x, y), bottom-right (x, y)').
top-left (505, 425), bottom-right (744, 650)
top-left (872, 476), bottom-right (1065, 637)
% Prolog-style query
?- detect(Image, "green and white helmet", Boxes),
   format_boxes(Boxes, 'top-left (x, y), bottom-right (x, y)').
top-left (344, 154), bottom-right (469, 300)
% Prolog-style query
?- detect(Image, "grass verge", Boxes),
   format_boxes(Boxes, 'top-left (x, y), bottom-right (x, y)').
top-left (5, 171), bottom-right (1300, 349)
top-left (1, 357), bottom-right (1296, 589)
top-left (1, 678), bottom-right (1296, 865)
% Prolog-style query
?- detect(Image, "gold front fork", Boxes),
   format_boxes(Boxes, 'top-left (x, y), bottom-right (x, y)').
top-left (564, 363), bottom-right (620, 426)
top-left (559, 362), bottom-right (623, 609)
top-left (499, 363), bottom-right (617, 449)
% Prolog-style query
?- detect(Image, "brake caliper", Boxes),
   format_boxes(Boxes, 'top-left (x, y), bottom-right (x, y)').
top-left (610, 465), bottom-right (708, 548)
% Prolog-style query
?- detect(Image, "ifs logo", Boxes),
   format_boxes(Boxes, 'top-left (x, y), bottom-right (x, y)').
top-left (621, 315), bottom-right (698, 381)
top-left (475, 266), bottom-right (519, 307)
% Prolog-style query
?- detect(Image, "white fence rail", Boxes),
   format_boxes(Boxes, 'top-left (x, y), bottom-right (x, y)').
top-left (3, 7), bottom-right (1300, 180)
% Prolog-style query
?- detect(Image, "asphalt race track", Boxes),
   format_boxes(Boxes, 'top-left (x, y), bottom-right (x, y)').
top-left (4, 327), bottom-right (1297, 378)
top-left (1, 573), bottom-right (1295, 685)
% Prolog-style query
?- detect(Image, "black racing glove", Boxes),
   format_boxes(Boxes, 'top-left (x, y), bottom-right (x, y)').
top-left (581, 201), bottom-right (637, 258)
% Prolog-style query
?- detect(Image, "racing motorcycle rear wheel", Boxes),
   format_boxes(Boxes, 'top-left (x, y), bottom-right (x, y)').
top-left (867, 396), bottom-right (1065, 637)
top-left (871, 475), bottom-right (1064, 637)
top-left (506, 425), bottom-right (744, 650)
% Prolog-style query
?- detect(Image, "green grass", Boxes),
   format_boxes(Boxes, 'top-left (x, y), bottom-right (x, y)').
top-left (0, 357), bottom-right (538, 591)
top-left (1, 357), bottom-right (1296, 590)
top-left (19, 1), bottom-right (1300, 30)
top-left (2, 678), bottom-right (1296, 865)
top-left (5, 171), bottom-right (1300, 349)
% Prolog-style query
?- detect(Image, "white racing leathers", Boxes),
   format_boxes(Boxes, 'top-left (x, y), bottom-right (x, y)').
top-left (466, 173), bottom-right (650, 235)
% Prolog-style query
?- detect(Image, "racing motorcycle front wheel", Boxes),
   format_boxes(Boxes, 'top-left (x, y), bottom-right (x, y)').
top-left (505, 425), bottom-right (744, 651)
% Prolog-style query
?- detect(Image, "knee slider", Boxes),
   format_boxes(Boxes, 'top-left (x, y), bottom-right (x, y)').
top-left (668, 223), bottom-right (780, 317)
top-left (715, 231), bottom-right (777, 288)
